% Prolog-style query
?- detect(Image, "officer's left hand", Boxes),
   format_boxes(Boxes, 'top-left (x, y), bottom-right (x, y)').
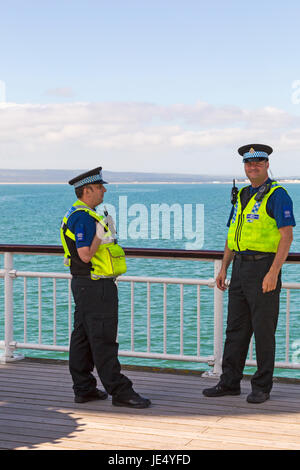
top-left (96, 222), bottom-right (106, 240)
top-left (262, 270), bottom-right (278, 293)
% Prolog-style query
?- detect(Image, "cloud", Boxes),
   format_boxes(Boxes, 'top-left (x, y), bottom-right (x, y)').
top-left (0, 100), bottom-right (300, 175)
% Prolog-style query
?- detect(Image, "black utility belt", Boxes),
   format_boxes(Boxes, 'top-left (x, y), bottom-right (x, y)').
top-left (234, 253), bottom-right (274, 262)
top-left (72, 275), bottom-right (116, 280)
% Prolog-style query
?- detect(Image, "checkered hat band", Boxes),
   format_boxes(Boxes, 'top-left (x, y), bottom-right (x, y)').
top-left (74, 174), bottom-right (101, 188)
top-left (243, 151), bottom-right (269, 161)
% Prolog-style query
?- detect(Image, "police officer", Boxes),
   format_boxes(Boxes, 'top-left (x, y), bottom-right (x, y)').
top-left (203, 144), bottom-right (295, 403)
top-left (61, 167), bottom-right (151, 408)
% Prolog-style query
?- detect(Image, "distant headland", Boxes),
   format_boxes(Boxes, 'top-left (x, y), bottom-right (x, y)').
top-left (0, 169), bottom-right (299, 184)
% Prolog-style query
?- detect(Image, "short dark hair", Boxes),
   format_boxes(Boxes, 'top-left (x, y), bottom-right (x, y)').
top-left (75, 183), bottom-right (99, 199)
top-left (75, 185), bottom-right (85, 198)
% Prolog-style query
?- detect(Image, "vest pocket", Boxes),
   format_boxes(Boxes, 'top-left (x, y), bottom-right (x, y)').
top-left (106, 244), bottom-right (127, 276)
top-left (91, 243), bottom-right (127, 278)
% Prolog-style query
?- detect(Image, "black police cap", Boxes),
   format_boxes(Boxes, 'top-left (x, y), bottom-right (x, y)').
top-left (238, 144), bottom-right (273, 162)
top-left (68, 167), bottom-right (108, 188)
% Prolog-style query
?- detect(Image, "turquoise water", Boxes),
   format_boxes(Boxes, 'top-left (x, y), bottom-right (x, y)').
top-left (0, 182), bottom-right (300, 378)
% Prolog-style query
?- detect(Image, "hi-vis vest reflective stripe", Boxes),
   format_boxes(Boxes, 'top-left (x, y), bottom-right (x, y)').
top-left (60, 200), bottom-right (127, 279)
top-left (227, 182), bottom-right (284, 253)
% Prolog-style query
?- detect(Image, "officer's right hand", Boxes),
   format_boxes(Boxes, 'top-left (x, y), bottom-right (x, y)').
top-left (216, 270), bottom-right (228, 291)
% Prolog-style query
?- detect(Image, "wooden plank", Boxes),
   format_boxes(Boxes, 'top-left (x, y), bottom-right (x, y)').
top-left (2, 390), bottom-right (300, 423)
top-left (211, 416), bottom-right (300, 438)
top-left (3, 361), bottom-right (300, 390)
top-left (189, 430), bottom-right (300, 450)
top-left (0, 428), bottom-right (191, 450)
top-left (3, 362), bottom-right (299, 405)
top-left (3, 363), bottom-right (300, 400)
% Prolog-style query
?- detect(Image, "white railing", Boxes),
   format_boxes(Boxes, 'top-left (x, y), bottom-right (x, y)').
top-left (1, 246), bottom-right (300, 376)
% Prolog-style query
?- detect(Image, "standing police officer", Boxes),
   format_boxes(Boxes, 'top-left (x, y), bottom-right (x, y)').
top-left (61, 167), bottom-right (151, 408)
top-left (203, 144), bottom-right (295, 403)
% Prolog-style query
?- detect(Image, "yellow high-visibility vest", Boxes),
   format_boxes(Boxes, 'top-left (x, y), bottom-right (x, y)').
top-left (60, 200), bottom-right (127, 279)
top-left (227, 182), bottom-right (284, 253)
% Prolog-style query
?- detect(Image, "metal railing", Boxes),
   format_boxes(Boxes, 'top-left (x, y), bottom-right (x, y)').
top-left (1, 244), bottom-right (300, 376)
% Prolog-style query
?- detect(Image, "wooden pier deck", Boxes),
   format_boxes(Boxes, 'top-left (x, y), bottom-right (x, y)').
top-left (1, 359), bottom-right (300, 450)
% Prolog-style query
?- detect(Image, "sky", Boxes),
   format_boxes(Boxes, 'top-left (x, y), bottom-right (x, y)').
top-left (1, 0), bottom-right (300, 176)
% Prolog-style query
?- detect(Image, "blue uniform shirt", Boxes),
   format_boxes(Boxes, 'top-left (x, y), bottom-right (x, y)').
top-left (67, 211), bottom-right (96, 248)
top-left (227, 178), bottom-right (295, 253)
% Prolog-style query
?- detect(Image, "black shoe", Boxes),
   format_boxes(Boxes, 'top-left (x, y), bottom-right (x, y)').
top-left (112, 391), bottom-right (151, 409)
top-left (246, 391), bottom-right (270, 404)
top-left (202, 383), bottom-right (241, 397)
top-left (75, 388), bottom-right (108, 403)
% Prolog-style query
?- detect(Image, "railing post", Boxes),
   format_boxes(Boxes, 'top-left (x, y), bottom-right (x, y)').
top-left (213, 259), bottom-right (224, 375)
top-left (0, 252), bottom-right (23, 363)
top-left (202, 259), bottom-right (224, 377)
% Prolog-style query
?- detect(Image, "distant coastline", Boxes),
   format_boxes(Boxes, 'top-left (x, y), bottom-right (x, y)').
top-left (0, 169), bottom-right (299, 185)
top-left (1, 179), bottom-right (300, 185)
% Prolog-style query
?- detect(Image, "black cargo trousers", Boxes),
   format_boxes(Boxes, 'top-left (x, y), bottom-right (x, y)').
top-left (220, 254), bottom-right (281, 394)
top-left (69, 276), bottom-right (133, 398)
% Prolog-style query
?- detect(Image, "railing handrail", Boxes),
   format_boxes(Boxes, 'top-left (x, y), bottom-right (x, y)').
top-left (1, 244), bottom-right (300, 262)
top-left (0, 244), bottom-right (222, 259)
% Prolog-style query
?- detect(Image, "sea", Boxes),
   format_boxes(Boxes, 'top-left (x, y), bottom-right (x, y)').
top-left (1, 182), bottom-right (300, 379)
